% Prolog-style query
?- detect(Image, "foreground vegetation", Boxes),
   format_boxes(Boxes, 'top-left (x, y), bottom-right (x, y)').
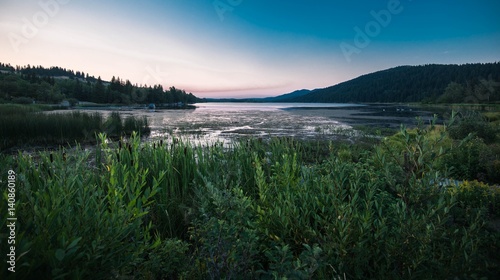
top-left (1, 112), bottom-right (499, 279)
top-left (0, 104), bottom-right (150, 152)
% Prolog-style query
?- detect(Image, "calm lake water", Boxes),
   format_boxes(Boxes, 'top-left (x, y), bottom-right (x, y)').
top-left (69, 102), bottom-right (436, 144)
top-left (145, 103), bottom-right (361, 144)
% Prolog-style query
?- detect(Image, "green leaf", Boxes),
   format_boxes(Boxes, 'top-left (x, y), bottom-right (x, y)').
top-left (67, 237), bottom-right (82, 250)
top-left (55, 249), bottom-right (65, 261)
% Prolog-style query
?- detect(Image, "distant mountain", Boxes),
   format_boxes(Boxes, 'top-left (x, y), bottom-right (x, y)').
top-left (273, 63), bottom-right (500, 103)
top-left (263, 89), bottom-right (311, 102)
top-left (203, 89), bottom-right (312, 103)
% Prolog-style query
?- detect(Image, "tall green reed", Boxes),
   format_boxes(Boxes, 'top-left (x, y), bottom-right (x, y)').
top-left (0, 122), bottom-right (496, 279)
top-left (1, 134), bottom-right (162, 279)
top-left (0, 106), bottom-right (149, 151)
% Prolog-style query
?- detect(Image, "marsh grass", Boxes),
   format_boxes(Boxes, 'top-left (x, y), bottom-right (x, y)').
top-left (1, 136), bottom-right (162, 279)
top-left (1, 116), bottom-right (499, 279)
top-left (0, 105), bottom-right (149, 151)
top-left (0, 103), bottom-right (52, 114)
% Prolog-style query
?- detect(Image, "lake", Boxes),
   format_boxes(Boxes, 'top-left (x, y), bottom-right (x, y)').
top-left (87, 102), bottom-right (434, 144)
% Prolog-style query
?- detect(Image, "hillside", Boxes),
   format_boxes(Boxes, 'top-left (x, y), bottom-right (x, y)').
top-left (279, 63), bottom-right (500, 103)
top-left (262, 89), bottom-right (311, 102)
top-left (0, 62), bottom-right (200, 105)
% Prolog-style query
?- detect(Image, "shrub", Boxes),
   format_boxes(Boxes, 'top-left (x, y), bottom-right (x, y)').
top-left (1, 119), bottom-right (498, 279)
top-left (1, 134), bottom-right (163, 279)
top-left (67, 98), bottom-right (79, 106)
top-left (190, 182), bottom-right (261, 279)
top-left (442, 111), bottom-right (500, 184)
top-left (12, 97), bottom-right (34, 104)
top-left (264, 243), bottom-right (325, 279)
top-left (445, 136), bottom-right (488, 181)
top-left (104, 111), bottom-right (123, 137)
top-left (135, 238), bottom-right (190, 279)
top-left (367, 118), bottom-right (489, 278)
top-left (448, 111), bottom-right (497, 143)
top-left (481, 143), bottom-right (500, 183)
top-left (449, 180), bottom-right (500, 219)
top-left (123, 115), bottom-right (150, 135)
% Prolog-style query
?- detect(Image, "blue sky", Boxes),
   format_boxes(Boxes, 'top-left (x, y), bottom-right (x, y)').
top-left (1, 0), bottom-right (499, 98)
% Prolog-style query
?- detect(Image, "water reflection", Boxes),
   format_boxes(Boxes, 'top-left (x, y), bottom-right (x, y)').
top-left (60, 103), bottom-right (434, 145)
top-left (146, 103), bottom-right (357, 145)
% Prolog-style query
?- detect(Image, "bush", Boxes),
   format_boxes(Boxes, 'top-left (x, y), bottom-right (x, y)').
top-left (0, 134), bottom-right (162, 279)
top-left (105, 111), bottom-right (123, 137)
top-left (123, 115), bottom-right (150, 135)
top-left (135, 238), bottom-right (190, 279)
top-left (449, 111), bottom-right (497, 143)
top-left (368, 118), bottom-right (490, 278)
top-left (450, 180), bottom-right (500, 219)
top-left (482, 143), bottom-right (500, 183)
top-left (12, 97), bottom-right (34, 104)
top-left (67, 98), bottom-right (79, 106)
top-left (190, 182), bottom-right (261, 279)
top-left (445, 136), bottom-right (488, 181)
top-left (1, 120), bottom-right (498, 279)
top-left (443, 111), bottom-right (500, 184)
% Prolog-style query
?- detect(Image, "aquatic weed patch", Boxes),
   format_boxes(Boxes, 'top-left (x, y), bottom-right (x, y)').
top-left (0, 105), bottom-right (149, 151)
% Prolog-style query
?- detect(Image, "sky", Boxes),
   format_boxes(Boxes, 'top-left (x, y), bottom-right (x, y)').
top-left (1, 0), bottom-right (499, 98)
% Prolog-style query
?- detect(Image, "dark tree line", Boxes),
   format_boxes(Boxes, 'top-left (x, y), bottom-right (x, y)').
top-left (0, 63), bottom-right (199, 105)
top-left (0, 63), bottom-right (15, 72)
top-left (19, 64), bottom-right (89, 80)
top-left (285, 63), bottom-right (500, 103)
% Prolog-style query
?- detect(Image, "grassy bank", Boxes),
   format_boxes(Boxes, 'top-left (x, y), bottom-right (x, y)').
top-left (0, 104), bottom-right (150, 152)
top-left (1, 115), bottom-right (499, 279)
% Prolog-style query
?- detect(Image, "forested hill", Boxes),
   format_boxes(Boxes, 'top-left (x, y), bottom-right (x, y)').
top-left (0, 62), bottom-right (200, 105)
top-left (282, 63), bottom-right (500, 103)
